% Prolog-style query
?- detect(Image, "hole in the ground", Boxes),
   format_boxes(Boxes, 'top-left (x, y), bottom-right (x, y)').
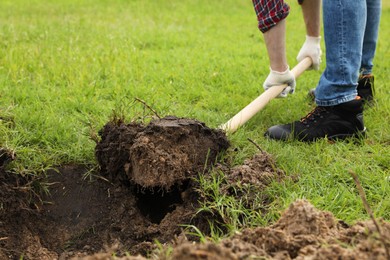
top-left (135, 184), bottom-right (185, 224)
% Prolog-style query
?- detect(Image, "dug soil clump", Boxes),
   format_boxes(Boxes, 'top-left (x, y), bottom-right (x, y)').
top-left (94, 115), bottom-right (232, 236)
top-left (95, 116), bottom-right (230, 190)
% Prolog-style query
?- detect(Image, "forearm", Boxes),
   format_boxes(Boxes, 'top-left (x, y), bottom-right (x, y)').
top-left (263, 19), bottom-right (288, 72)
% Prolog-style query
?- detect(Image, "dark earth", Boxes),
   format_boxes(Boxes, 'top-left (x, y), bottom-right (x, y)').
top-left (0, 117), bottom-right (389, 259)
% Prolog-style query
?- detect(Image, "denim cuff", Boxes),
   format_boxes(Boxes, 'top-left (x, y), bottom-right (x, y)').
top-left (315, 94), bottom-right (357, 106)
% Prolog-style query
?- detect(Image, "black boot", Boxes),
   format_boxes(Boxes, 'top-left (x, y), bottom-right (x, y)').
top-left (265, 98), bottom-right (366, 142)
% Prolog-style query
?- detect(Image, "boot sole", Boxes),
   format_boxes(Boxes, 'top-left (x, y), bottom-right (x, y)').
top-left (327, 127), bottom-right (367, 141)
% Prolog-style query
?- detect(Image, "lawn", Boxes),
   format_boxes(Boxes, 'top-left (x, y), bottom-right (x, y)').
top-left (1, 0), bottom-right (389, 228)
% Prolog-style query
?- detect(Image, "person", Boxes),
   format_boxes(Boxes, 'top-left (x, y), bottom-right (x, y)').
top-left (252, 0), bottom-right (381, 142)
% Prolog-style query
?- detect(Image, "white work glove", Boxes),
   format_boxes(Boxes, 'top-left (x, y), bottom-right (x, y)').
top-left (263, 67), bottom-right (296, 98)
top-left (297, 35), bottom-right (322, 70)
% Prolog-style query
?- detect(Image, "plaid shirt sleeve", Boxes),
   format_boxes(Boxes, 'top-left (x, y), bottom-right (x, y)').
top-left (252, 0), bottom-right (290, 33)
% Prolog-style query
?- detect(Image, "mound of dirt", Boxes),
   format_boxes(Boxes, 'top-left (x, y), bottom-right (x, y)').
top-left (168, 200), bottom-right (390, 260)
top-left (95, 116), bottom-right (230, 190)
top-left (216, 152), bottom-right (287, 209)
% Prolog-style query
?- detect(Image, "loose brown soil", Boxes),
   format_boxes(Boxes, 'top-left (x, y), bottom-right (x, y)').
top-left (0, 117), bottom-right (389, 259)
top-left (168, 199), bottom-right (390, 260)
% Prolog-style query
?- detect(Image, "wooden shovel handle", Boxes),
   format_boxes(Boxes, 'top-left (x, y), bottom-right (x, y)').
top-left (219, 57), bottom-right (313, 134)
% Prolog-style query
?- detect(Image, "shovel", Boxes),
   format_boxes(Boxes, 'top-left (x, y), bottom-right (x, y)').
top-left (219, 57), bottom-right (313, 133)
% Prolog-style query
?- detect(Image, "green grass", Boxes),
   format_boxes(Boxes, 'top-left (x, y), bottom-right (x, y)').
top-left (1, 0), bottom-right (389, 229)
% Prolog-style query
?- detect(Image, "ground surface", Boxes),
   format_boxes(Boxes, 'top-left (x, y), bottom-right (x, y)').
top-left (0, 117), bottom-right (389, 259)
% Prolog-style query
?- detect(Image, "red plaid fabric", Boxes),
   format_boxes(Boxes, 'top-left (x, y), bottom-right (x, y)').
top-left (252, 0), bottom-right (290, 33)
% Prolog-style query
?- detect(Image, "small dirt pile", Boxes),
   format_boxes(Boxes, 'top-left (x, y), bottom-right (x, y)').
top-left (168, 199), bottom-right (390, 260)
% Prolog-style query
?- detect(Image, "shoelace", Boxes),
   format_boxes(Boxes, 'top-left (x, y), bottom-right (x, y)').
top-left (300, 106), bottom-right (328, 124)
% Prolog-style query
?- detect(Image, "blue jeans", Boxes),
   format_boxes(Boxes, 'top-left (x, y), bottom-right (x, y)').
top-left (361, 0), bottom-right (382, 75)
top-left (315, 0), bottom-right (381, 106)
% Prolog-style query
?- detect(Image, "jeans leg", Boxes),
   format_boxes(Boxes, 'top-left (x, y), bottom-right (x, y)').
top-left (315, 0), bottom-right (366, 106)
top-left (360, 0), bottom-right (381, 75)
